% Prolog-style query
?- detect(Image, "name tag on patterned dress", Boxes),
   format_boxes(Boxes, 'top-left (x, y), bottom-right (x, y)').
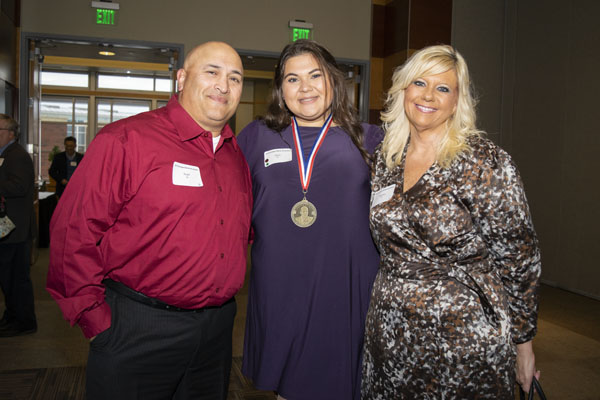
top-left (370, 184), bottom-right (396, 208)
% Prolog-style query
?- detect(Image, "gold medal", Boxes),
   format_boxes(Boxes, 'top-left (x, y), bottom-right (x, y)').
top-left (291, 197), bottom-right (317, 228)
top-left (290, 114), bottom-right (333, 229)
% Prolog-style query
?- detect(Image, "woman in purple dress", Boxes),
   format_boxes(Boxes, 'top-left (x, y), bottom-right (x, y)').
top-left (236, 40), bottom-right (383, 400)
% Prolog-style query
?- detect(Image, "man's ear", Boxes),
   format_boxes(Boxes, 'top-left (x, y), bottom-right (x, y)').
top-left (176, 69), bottom-right (186, 92)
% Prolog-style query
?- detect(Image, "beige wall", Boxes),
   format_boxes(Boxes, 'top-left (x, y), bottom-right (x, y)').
top-left (453, 0), bottom-right (600, 299)
top-left (21, 0), bottom-right (372, 61)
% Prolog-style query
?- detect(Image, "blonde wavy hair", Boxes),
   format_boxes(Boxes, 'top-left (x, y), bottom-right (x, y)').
top-left (381, 45), bottom-right (482, 169)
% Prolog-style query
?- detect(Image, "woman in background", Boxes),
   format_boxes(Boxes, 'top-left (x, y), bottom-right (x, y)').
top-left (237, 40), bottom-right (383, 400)
top-left (362, 45), bottom-right (541, 399)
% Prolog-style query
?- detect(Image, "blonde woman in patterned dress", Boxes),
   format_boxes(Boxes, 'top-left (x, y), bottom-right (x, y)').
top-left (362, 45), bottom-right (541, 399)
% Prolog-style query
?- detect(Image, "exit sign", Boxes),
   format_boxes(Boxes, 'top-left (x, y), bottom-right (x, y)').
top-left (289, 20), bottom-right (314, 42)
top-left (292, 28), bottom-right (312, 41)
top-left (96, 8), bottom-right (116, 25)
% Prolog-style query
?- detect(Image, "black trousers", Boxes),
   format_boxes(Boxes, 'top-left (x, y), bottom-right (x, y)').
top-left (86, 286), bottom-right (236, 400)
top-left (0, 241), bottom-right (36, 327)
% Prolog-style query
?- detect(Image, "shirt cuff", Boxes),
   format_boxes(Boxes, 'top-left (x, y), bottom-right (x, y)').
top-left (78, 301), bottom-right (112, 339)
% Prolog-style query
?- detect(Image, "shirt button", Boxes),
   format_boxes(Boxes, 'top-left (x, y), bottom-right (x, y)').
top-left (218, 186), bottom-right (223, 192)
top-left (216, 288), bottom-right (220, 293)
top-left (220, 219), bottom-right (224, 225)
top-left (220, 253), bottom-right (224, 259)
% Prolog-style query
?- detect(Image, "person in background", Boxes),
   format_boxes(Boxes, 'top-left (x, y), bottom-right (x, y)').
top-left (0, 114), bottom-right (37, 337)
top-left (48, 136), bottom-right (84, 198)
top-left (362, 45), bottom-right (541, 399)
top-left (237, 39), bottom-right (383, 400)
top-left (46, 42), bottom-right (252, 400)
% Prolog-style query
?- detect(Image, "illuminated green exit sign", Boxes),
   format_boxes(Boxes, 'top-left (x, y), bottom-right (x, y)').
top-left (96, 8), bottom-right (116, 25)
top-left (292, 28), bottom-right (312, 41)
top-left (289, 20), bottom-right (314, 42)
top-left (91, 1), bottom-right (120, 25)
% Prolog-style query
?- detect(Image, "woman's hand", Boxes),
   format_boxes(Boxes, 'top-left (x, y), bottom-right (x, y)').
top-left (516, 340), bottom-right (540, 394)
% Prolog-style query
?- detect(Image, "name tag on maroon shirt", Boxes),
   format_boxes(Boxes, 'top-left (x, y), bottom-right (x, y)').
top-left (172, 161), bottom-right (203, 187)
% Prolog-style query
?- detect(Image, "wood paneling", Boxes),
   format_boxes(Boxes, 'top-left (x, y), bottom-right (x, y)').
top-left (369, 57), bottom-right (385, 110)
top-left (371, 4), bottom-right (386, 58)
top-left (384, 0), bottom-right (410, 56)
top-left (409, 0), bottom-right (453, 49)
top-left (369, 0), bottom-right (452, 125)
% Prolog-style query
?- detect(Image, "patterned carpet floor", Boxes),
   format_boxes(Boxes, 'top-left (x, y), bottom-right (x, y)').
top-left (0, 357), bottom-right (275, 400)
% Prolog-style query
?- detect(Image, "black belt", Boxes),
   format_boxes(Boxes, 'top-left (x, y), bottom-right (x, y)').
top-left (103, 279), bottom-right (232, 312)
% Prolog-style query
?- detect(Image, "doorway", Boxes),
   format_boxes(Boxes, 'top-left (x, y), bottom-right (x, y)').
top-left (19, 33), bottom-right (183, 187)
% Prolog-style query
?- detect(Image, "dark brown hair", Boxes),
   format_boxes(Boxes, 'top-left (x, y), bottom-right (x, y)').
top-left (264, 40), bottom-right (369, 164)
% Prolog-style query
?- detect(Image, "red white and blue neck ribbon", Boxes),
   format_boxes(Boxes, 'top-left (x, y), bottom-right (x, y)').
top-left (292, 114), bottom-right (334, 192)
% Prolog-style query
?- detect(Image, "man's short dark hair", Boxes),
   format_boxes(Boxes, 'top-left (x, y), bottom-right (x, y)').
top-left (64, 136), bottom-right (77, 145)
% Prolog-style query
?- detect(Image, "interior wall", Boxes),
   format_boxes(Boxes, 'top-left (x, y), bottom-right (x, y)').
top-left (0, 0), bottom-right (18, 115)
top-left (451, 0), bottom-right (506, 143)
top-left (20, 0), bottom-right (372, 61)
top-left (452, 0), bottom-right (600, 299)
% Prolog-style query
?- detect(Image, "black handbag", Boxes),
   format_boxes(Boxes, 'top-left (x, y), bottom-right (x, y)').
top-left (519, 377), bottom-right (547, 400)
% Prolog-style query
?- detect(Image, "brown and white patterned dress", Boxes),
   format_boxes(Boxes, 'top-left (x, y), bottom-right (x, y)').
top-left (362, 136), bottom-right (541, 399)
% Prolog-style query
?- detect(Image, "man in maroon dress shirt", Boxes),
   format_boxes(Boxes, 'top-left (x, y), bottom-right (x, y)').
top-left (47, 42), bottom-right (252, 400)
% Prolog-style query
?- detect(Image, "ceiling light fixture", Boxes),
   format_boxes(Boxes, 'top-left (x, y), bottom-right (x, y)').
top-left (98, 43), bottom-right (115, 56)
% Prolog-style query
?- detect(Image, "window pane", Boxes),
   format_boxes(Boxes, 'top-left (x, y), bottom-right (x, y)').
top-left (111, 100), bottom-right (150, 121)
top-left (98, 74), bottom-right (154, 91)
top-left (97, 99), bottom-right (150, 133)
top-left (75, 125), bottom-right (87, 152)
top-left (97, 101), bottom-right (112, 126)
top-left (41, 96), bottom-right (89, 181)
top-left (155, 78), bottom-right (172, 92)
top-left (41, 71), bottom-right (89, 88)
top-left (41, 98), bottom-right (74, 123)
top-left (74, 99), bottom-right (88, 124)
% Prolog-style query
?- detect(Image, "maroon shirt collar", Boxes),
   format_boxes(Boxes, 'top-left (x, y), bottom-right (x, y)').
top-left (166, 95), bottom-right (238, 151)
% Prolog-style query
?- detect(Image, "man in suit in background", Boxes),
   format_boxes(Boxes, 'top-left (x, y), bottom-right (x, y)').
top-left (48, 136), bottom-right (83, 198)
top-left (0, 113), bottom-right (37, 337)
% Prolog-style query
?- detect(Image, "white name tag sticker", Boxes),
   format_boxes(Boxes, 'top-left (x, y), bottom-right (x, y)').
top-left (264, 148), bottom-right (292, 167)
top-left (172, 162), bottom-right (203, 187)
top-left (370, 184), bottom-right (396, 208)
top-left (70, 161), bottom-right (77, 167)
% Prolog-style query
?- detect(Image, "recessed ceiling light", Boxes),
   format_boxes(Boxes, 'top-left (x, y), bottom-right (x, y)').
top-left (99, 50), bottom-right (116, 56)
